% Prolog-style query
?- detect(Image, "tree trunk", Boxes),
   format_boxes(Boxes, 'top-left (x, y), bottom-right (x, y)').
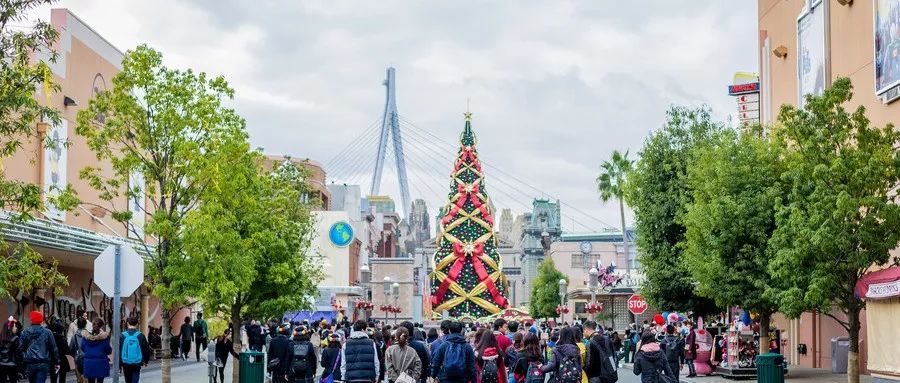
top-left (618, 197), bottom-right (629, 275)
top-left (232, 301), bottom-right (243, 383)
top-left (161, 308), bottom-right (172, 383)
top-left (847, 304), bottom-right (862, 383)
top-left (759, 312), bottom-right (771, 354)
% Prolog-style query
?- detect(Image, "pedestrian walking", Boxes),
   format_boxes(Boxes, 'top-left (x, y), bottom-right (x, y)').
top-left (319, 333), bottom-right (342, 383)
top-left (431, 321), bottom-right (475, 383)
top-left (475, 328), bottom-right (506, 383)
top-left (632, 332), bottom-right (675, 383)
top-left (267, 324), bottom-right (294, 383)
top-left (659, 325), bottom-right (683, 378)
top-left (213, 330), bottom-right (239, 383)
top-left (49, 318), bottom-right (71, 383)
top-left (683, 322), bottom-right (697, 378)
top-left (119, 317), bottom-right (150, 383)
top-left (0, 318), bottom-right (22, 383)
top-left (179, 317), bottom-right (193, 361)
top-left (340, 320), bottom-right (380, 383)
top-left (248, 320), bottom-right (265, 352)
top-left (400, 322), bottom-right (429, 383)
top-left (426, 329), bottom-right (439, 346)
top-left (66, 309), bottom-right (92, 345)
top-left (583, 321), bottom-right (618, 383)
top-left (491, 320), bottom-right (512, 357)
top-left (539, 327), bottom-right (581, 383)
top-left (386, 328), bottom-right (421, 383)
top-left (17, 311), bottom-right (59, 383)
top-left (289, 326), bottom-right (317, 383)
top-left (70, 317), bottom-right (88, 383)
top-left (504, 332), bottom-right (523, 383)
top-left (81, 318), bottom-right (112, 383)
top-left (193, 313), bottom-right (209, 362)
top-left (511, 333), bottom-right (543, 383)
top-left (428, 320), bottom-right (451, 378)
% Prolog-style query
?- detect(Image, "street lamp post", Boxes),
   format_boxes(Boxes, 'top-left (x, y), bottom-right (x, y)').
top-left (558, 278), bottom-right (568, 324)
top-left (383, 276), bottom-right (392, 323)
top-left (391, 282), bottom-right (400, 325)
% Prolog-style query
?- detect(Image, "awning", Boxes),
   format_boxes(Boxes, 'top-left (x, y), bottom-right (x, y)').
top-left (855, 266), bottom-right (900, 299)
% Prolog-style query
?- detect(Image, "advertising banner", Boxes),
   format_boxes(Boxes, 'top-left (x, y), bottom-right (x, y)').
top-left (42, 120), bottom-right (68, 221)
top-left (875, 0), bottom-right (900, 95)
top-left (797, 1), bottom-right (826, 108)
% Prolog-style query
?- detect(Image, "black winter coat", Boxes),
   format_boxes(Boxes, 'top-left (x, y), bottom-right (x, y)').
top-left (320, 347), bottom-right (342, 381)
top-left (632, 348), bottom-right (674, 383)
top-left (267, 335), bottom-right (294, 375)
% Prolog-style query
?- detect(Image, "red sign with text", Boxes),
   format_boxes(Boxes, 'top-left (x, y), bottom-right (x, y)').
top-left (628, 294), bottom-right (648, 315)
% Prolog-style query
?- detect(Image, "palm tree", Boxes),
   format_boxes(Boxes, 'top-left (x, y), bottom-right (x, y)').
top-left (596, 150), bottom-right (634, 274)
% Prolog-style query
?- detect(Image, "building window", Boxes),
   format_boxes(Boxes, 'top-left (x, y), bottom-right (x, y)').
top-left (574, 302), bottom-right (586, 314)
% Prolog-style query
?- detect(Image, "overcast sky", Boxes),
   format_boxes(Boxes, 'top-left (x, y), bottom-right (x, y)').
top-left (31, 1), bottom-right (757, 232)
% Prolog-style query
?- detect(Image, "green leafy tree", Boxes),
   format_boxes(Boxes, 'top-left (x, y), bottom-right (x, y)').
top-left (180, 153), bottom-right (321, 380)
top-left (75, 45), bottom-right (247, 383)
top-left (597, 150), bottom-right (634, 274)
top-left (683, 127), bottom-right (786, 354)
top-left (769, 78), bottom-right (900, 383)
top-left (0, 0), bottom-right (74, 306)
top-left (529, 258), bottom-right (567, 320)
top-left (624, 106), bottom-right (720, 316)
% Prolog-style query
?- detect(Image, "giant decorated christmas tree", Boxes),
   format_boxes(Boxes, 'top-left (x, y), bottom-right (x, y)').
top-left (430, 113), bottom-right (509, 318)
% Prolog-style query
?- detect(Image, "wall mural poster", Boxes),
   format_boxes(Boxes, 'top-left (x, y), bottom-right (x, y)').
top-left (875, 0), bottom-right (900, 95)
top-left (128, 171), bottom-right (146, 239)
top-left (42, 119), bottom-right (68, 221)
top-left (797, 2), bottom-right (826, 108)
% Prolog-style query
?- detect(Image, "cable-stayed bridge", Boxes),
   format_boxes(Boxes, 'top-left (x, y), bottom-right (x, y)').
top-left (324, 67), bottom-right (614, 234)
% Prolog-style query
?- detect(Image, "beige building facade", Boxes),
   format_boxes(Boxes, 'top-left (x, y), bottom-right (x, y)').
top-left (758, 0), bottom-right (900, 377)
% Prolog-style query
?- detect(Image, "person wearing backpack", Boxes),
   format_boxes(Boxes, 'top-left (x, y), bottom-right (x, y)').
top-left (504, 333), bottom-right (523, 383)
top-left (69, 317), bottom-right (88, 383)
top-left (475, 330), bottom-right (505, 383)
top-left (431, 321), bottom-right (475, 383)
top-left (583, 321), bottom-right (617, 383)
top-left (320, 333), bottom-right (342, 383)
top-left (268, 324), bottom-right (295, 383)
top-left (17, 311), bottom-right (59, 383)
top-left (511, 333), bottom-right (543, 383)
top-left (289, 326), bottom-right (317, 383)
top-left (633, 332), bottom-right (675, 383)
top-left (659, 326), bottom-right (683, 379)
top-left (539, 327), bottom-right (581, 383)
top-left (386, 328), bottom-right (421, 383)
top-left (119, 317), bottom-right (150, 383)
top-left (400, 322), bottom-right (429, 383)
top-left (49, 318), bottom-right (71, 383)
top-left (193, 313), bottom-right (209, 363)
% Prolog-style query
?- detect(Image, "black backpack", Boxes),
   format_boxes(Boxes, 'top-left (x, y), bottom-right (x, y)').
top-left (291, 342), bottom-right (311, 376)
top-left (595, 338), bottom-right (619, 383)
top-left (661, 338), bottom-right (683, 363)
top-left (480, 357), bottom-right (499, 383)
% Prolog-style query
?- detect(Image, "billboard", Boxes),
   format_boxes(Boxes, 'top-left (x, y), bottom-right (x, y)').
top-left (42, 120), bottom-right (68, 221)
top-left (875, 0), bottom-right (900, 95)
top-left (797, 0), bottom-right (826, 108)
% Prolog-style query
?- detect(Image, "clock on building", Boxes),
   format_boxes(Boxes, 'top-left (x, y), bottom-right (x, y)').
top-left (580, 241), bottom-right (592, 254)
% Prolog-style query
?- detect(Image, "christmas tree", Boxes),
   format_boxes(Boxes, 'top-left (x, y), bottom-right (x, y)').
top-left (430, 113), bottom-right (509, 318)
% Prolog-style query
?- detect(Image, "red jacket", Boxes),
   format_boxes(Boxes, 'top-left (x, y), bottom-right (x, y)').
top-left (476, 347), bottom-right (506, 383)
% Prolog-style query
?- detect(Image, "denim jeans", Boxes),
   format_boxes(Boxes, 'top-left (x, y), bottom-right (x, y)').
top-left (507, 373), bottom-right (516, 383)
top-left (26, 363), bottom-right (50, 383)
top-left (123, 364), bottom-right (142, 383)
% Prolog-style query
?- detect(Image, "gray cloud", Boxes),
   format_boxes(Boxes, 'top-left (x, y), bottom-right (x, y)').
top-left (33, 0), bottom-right (757, 231)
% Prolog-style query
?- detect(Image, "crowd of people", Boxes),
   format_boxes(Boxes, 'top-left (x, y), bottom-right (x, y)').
top-left (0, 309), bottom-right (151, 383)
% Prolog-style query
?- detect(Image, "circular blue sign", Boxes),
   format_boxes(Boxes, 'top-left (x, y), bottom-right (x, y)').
top-left (329, 221), bottom-right (354, 247)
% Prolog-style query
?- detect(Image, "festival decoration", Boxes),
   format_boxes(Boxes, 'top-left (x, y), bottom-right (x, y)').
top-left (355, 300), bottom-right (374, 310)
top-left (595, 263), bottom-right (622, 289)
top-left (585, 302), bottom-right (603, 314)
top-left (653, 314), bottom-right (665, 326)
top-left (380, 305), bottom-right (401, 314)
top-left (430, 114), bottom-right (509, 318)
top-left (555, 305), bottom-right (570, 315)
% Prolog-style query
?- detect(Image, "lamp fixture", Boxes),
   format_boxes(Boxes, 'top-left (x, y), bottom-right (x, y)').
top-left (63, 96), bottom-right (77, 107)
top-left (836, 0), bottom-right (851, 5)
top-left (773, 45), bottom-right (789, 59)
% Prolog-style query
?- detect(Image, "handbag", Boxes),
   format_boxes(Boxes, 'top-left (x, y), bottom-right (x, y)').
top-left (397, 372), bottom-right (416, 383)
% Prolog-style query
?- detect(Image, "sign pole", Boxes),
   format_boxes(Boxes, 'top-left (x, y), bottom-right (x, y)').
top-left (112, 243), bottom-right (121, 383)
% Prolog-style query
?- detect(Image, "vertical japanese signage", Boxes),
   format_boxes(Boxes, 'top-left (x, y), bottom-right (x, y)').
top-left (797, 0), bottom-right (827, 108)
top-left (43, 120), bottom-right (67, 221)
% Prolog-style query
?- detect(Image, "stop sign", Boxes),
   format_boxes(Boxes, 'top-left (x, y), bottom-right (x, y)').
top-left (628, 294), bottom-right (648, 315)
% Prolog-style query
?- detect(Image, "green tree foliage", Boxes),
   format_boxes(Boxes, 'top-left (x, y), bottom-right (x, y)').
top-left (597, 150), bottom-right (634, 273)
top-left (624, 106), bottom-right (720, 316)
top-left (0, 0), bottom-right (73, 304)
top-left (529, 258), bottom-right (567, 319)
top-left (75, 45), bottom-right (247, 383)
top-left (683, 127), bottom-right (786, 353)
top-left (769, 78), bottom-right (900, 383)
top-left (180, 153), bottom-right (321, 365)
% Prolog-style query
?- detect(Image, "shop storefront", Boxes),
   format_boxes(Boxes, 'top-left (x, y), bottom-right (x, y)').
top-left (856, 266), bottom-right (900, 383)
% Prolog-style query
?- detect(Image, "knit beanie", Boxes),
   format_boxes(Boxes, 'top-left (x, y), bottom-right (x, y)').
top-left (29, 311), bottom-right (44, 325)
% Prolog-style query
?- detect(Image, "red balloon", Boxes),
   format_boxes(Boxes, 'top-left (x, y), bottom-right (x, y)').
top-left (654, 314), bottom-right (665, 325)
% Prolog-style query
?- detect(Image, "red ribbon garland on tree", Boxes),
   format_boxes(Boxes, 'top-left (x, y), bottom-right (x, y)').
top-left (441, 182), bottom-right (494, 226)
top-left (430, 241), bottom-right (508, 309)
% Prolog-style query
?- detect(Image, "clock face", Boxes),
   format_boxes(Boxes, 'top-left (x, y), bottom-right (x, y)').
top-left (580, 241), bottom-right (592, 254)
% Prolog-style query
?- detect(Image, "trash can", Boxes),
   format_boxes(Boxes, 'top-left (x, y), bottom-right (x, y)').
top-left (623, 339), bottom-right (632, 363)
top-left (239, 351), bottom-right (265, 383)
top-left (831, 337), bottom-right (850, 374)
top-left (756, 353), bottom-right (785, 383)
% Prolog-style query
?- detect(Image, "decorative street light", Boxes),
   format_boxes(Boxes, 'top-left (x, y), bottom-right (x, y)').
top-left (391, 282), bottom-right (401, 325)
top-left (558, 278), bottom-right (568, 324)
top-left (383, 277), bottom-right (392, 322)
